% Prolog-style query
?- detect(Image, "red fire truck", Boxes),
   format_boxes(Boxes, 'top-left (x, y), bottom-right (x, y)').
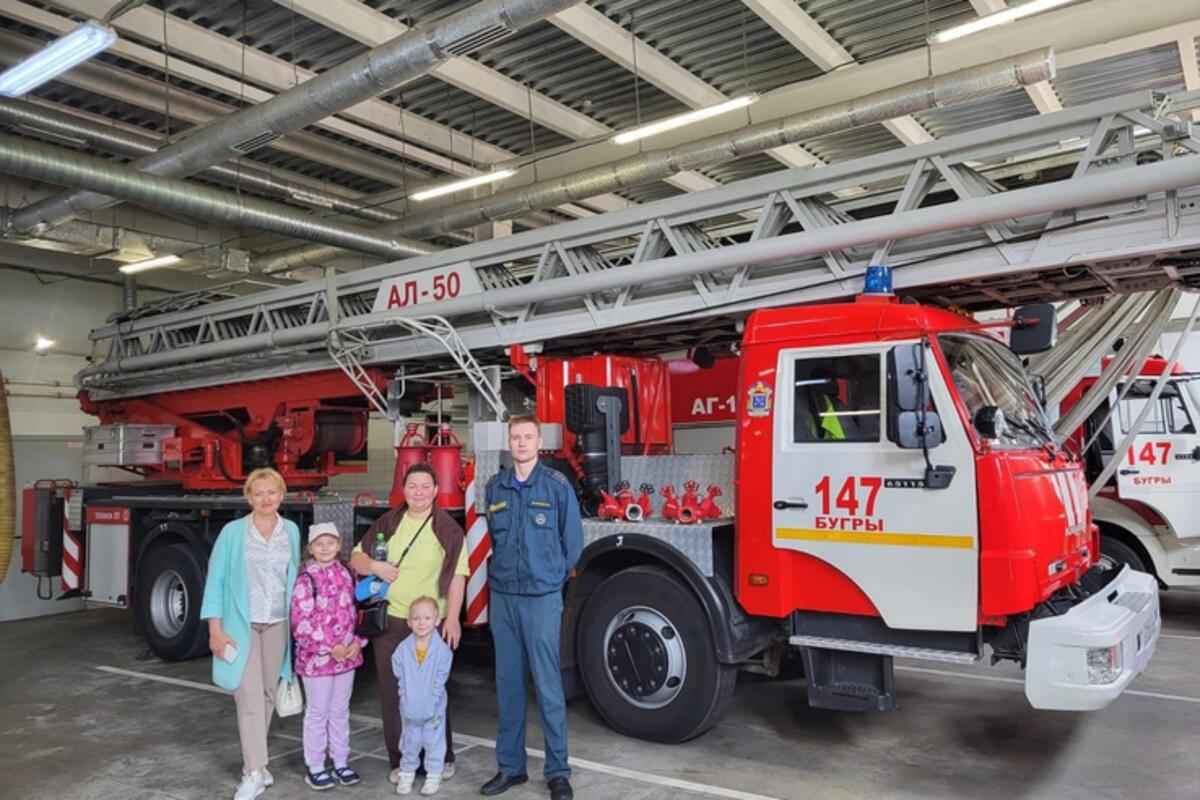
top-left (22, 274), bottom-right (1160, 743)
top-left (1063, 356), bottom-right (1200, 588)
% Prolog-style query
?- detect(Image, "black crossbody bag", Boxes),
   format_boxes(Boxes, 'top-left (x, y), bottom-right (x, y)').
top-left (355, 514), bottom-right (431, 638)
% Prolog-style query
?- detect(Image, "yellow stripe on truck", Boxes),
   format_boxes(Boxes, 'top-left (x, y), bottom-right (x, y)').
top-left (775, 528), bottom-right (974, 549)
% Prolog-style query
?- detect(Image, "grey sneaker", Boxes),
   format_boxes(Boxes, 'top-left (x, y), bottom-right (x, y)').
top-left (441, 762), bottom-right (455, 781)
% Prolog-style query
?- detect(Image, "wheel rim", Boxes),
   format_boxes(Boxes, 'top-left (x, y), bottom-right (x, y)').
top-left (602, 605), bottom-right (687, 709)
top-left (149, 569), bottom-right (188, 638)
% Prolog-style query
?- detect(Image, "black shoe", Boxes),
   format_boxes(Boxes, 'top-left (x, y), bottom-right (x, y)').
top-left (480, 772), bottom-right (529, 796)
top-left (548, 777), bottom-right (574, 800)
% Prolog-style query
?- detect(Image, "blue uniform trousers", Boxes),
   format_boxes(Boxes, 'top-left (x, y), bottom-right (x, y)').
top-left (490, 589), bottom-right (570, 780)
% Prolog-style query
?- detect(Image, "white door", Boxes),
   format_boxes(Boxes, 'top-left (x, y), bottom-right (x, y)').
top-left (1115, 379), bottom-right (1200, 540)
top-left (770, 342), bottom-right (979, 631)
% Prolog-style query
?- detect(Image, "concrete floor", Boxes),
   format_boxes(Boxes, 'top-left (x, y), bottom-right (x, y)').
top-left (2, 591), bottom-right (1199, 800)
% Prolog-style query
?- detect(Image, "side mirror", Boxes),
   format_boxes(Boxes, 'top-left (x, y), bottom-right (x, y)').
top-left (897, 411), bottom-right (943, 450)
top-left (973, 406), bottom-right (1007, 440)
top-left (1192, 445), bottom-right (1200, 462)
top-left (890, 343), bottom-right (926, 412)
top-left (1010, 303), bottom-right (1057, 355)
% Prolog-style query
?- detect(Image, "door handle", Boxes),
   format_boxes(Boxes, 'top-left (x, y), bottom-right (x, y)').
top-left (773, 499), bottom-right (808, 510)
top-left (1118, 469), bottom-right (1140, 476)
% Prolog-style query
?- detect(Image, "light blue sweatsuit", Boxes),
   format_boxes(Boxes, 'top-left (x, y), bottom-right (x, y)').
top-left (391, 632), bottom-right (453, 775)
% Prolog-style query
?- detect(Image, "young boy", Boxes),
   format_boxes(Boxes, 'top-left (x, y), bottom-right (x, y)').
top-left (391, 596), bottom-right (453, 796)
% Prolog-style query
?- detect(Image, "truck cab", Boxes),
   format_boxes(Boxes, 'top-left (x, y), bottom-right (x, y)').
top-left (1067, 357), bottom-right (1200, 587)
top-left (736, 295), bottom-right (1159, 712)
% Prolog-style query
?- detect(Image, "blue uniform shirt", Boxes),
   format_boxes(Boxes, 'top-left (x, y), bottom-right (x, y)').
top-left (486, 461), bottom-right (583, 596)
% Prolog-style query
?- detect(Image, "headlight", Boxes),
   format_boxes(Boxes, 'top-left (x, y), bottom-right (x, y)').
top-left (1086, 645), bottom-right (1123, 685)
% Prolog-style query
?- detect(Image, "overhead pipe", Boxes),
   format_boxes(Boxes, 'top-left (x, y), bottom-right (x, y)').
top-left (16, 218), bottom-right (253, 273)
top-left (8, 0), bottom-right (582, 235)
top-left (0, 31), bottom-right (428, 192)
top-left (79, 143), bottom-right (1200, 383)
top-left (260, 48), bottom-right (1055, 273)
top-left (0, 96), bottom-right (398, 224)
top-left (0, 134), bottom-right (437, 258)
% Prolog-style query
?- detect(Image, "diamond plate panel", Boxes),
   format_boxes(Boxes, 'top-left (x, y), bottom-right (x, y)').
top-left (581, 518), bottom-right (723, 576)
top-left (619, 455), bottom-right (736, 518)
top-left (473, 449), bottom-right (505, 514)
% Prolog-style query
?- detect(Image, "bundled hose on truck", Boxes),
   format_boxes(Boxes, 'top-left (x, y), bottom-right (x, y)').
top-left (0, 370), bottom-right (15, 583)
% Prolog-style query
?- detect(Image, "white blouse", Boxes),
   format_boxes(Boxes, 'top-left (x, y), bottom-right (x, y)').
top-left (244, 515), bottom-right (290, 624)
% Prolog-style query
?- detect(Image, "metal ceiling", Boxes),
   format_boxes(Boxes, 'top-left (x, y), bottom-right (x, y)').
top-left (0, 0), bottom-right (1196, 290)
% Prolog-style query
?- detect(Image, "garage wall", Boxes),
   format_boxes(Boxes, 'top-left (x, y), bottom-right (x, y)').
top-left (1, 270), bottom-right (123, 620)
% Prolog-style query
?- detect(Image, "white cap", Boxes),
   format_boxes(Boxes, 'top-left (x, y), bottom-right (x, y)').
top-left (308, 522), bottom-right (341, 542)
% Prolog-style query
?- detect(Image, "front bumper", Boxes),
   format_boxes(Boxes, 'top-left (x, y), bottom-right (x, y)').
top-left (1025, 566), bottom-right (1160, 711)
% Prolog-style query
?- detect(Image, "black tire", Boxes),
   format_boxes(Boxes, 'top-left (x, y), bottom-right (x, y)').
top-left (1100, 535), bottom-right (1148, 574)
top-left (135, 543), bottom-right (208, 661)
top-left (576, 565), bottom-right (736, 743)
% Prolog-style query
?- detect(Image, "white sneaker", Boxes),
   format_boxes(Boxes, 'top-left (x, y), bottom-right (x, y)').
top-left (233, 771), bottom-right (266, 800)
top-left (389, 768), bottom-right (402, 785)
top-left (441, 762), bottom-right (455, 781)
top-left (262, 768), bottom-right (273, 787)
top-left (395, 771), bottom-right (416, 796)
top-left (420, 774), bottom-right (443, 796)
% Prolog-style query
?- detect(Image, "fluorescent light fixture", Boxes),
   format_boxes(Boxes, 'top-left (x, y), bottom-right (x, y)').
top-left (33, 336), bottom-right (56, 352)
top-left (931, 0), bottom-right (1075, 44)
top-left (0, 21), bottom-right (118, 98)
top-left (410, 169), bottom-right (516, 202)
top-left (611, 94), bottom-right (760, 145)
top-left (119, 254), bottom-right (181, 274)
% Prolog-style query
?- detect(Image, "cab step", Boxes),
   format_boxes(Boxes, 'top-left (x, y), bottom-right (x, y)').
top-left (789, 634), bottom-right (980, 664)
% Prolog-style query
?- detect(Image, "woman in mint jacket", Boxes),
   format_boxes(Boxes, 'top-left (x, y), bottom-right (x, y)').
top-left (201, 467), bottom-right (301, 800)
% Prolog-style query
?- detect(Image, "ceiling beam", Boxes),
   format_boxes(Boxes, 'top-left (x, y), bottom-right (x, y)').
top-left (548, 3), bottom-right (822, 175)
top-left (271, 0), bottom-right (606, 142)
top-left (740, 0), bottom-right (933, 146)
top-left (24, 0), bottom-right (491, 174)
top-left (264, 0), bottom-right (634, 215)
top-left (967, 0), bottom-right (1062, 112)
top-left (0, 29), bottom-right (424, 189)
top-left (422, 0), bottom-right (1199, 205)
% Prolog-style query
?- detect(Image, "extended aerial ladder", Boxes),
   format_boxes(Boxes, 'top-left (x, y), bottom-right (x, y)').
top-left (76, 89), bottom-right (1200, 407)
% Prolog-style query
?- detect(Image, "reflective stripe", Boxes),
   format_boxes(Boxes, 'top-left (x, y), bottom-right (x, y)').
top-left (776, 528), bottom-right (974, 549)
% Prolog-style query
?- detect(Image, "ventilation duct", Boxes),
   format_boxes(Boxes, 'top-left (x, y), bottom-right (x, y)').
top-left (260, 49), bottom-right (1055, 273)
top-left (7, 0), bottom-right (580, 235)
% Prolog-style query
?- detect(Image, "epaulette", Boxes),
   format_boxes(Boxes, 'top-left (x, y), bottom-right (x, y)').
top-left (546, 468), bottom-right (570, 485)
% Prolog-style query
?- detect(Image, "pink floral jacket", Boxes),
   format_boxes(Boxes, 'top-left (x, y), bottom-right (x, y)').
top-left (290, 560), bottom-right (367, 677)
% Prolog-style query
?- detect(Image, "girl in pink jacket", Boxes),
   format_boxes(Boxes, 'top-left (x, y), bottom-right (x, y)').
top-left (291, 523), bottom-right (367, 790)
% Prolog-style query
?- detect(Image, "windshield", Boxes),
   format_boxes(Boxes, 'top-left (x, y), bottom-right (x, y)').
top-left (938, 333), bottom-right (1053, 450)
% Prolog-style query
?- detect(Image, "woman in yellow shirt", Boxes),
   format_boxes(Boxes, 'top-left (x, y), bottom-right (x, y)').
top-left (350, 463), bottom-right (468, 787)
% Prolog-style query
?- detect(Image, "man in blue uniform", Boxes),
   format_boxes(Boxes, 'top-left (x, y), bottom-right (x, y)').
top-left (480, 414), bottom-right (583, 800)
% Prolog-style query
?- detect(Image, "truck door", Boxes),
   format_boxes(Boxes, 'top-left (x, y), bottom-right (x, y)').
top-left (1115, 379), bottom-right (1200, 540)
top-left (770, 344), bottom-right (979, 631)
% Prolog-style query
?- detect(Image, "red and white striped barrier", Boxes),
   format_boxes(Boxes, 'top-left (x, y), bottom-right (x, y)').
top-left (61, 489), bottom-right (81, 593)
top-left (463, 463), bottom-right (491, 626)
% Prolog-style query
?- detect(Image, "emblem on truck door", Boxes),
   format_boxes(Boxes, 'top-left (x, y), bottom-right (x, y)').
top-left (746, 380), bottom-right (773, 417)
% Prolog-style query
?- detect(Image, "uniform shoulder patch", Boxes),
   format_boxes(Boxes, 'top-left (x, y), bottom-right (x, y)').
top-left (545, 468), bottom-right (570, 485)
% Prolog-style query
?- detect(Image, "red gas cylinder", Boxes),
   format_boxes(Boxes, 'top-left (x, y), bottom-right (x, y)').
top-left (391, 423), bottom-right (428, 506)
top-left (429, 424), bottom-right (465, 509)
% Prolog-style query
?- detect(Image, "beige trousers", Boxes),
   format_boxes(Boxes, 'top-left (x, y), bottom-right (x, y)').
top-left (234, 621), bottom-right (286, 773)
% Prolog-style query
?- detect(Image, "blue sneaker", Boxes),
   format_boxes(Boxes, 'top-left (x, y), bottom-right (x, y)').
top-left (332, 766), bottom-right (361, 786)
top-left (304, 769), bottom-right (336, 791)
